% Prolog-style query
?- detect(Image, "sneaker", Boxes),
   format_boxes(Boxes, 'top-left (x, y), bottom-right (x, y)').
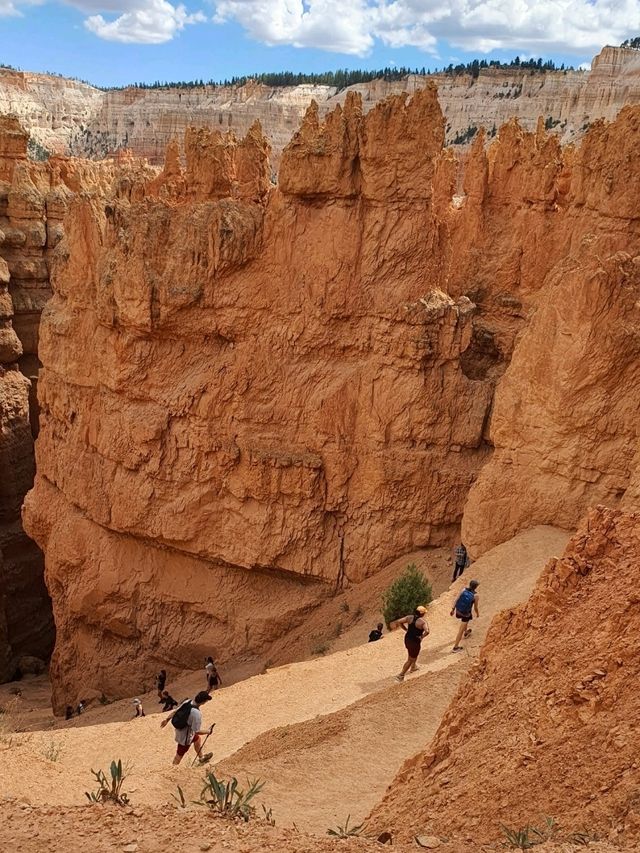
top-left (410, 665), bottom-right (420, 672)
top-left (198, 752), bottom-right (213, 764)
top-left (395, 674), bottom-right (404, 682)
top-left (452, 646), bottom-right (463, 652)
top-left (464, 628), bottom-right (472, 639)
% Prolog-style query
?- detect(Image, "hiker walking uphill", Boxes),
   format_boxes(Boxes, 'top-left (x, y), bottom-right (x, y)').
top-left (452, 543), bottom-right (468, 582)
top-left (156, 669), bottom-right (167, 699)
top-left (390, 606), bottom-right (430, 682)
top-left (205, 657), bottom-right (222, 693)
top-left (451, 579), bottom-right (480, 651)
top-left (160, 691), bottom-right (214, 765)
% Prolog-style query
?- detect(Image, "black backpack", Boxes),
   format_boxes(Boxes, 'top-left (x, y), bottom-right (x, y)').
top-left (171, 699), bottom-right (193, 730)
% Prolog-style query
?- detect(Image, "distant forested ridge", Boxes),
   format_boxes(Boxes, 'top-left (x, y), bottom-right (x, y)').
top-left (0, 56), bottom-right (576, 94)
top-left (103, 57), bottom-right (572, 93)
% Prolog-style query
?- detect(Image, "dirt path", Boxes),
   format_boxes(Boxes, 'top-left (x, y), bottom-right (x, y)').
top-left (2, 526), bottom-right (569, 834)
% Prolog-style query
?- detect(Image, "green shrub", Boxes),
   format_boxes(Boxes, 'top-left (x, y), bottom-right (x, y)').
top-left (85, 759), bottom-right (130, 805)
top-left (199, 772), bottom-right (265, 822)
top-left (500, 826), bottom-right (537, 849)
top-left (327, 815), bottom-right (366, 838)
top-left (382, 564), bottom-right (432, 626)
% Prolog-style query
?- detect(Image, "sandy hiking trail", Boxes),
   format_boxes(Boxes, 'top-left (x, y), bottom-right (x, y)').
top-left (1, 526), bottom-right (568, 835)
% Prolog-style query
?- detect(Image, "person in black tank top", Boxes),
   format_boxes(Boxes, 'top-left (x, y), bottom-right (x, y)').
top-left (389, 605), bottom-right (430, 682)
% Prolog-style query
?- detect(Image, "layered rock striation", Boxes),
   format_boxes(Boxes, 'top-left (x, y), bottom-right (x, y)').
top-left (0, 116), bottom-right (126, 680)
top-left (371, 505), bottom-right (640, 844)
top-left (462, 108), bottom-right (640, 553)
top-left (20, 86), bottom-right (640, 707)
top-left (24, 89), bottom-right (496, 706)
top-left (3, 46), bottom-right (640, 166)
top-left (0, 117), bottom-right (54, 679)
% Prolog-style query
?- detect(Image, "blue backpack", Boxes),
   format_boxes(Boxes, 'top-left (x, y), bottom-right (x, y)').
top-left (455, 588), bottom-right (475, 615)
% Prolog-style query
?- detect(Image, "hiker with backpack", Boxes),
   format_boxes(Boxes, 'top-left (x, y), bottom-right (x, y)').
top-left (160, 690), bottom-right (214, 765)
top-left (390, 605), bottom-right (430, 682)
top-left (451, 579), bottom-right (480, 651)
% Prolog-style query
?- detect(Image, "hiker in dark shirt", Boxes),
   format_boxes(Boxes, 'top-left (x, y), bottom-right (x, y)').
top-left (390, 606), bottom-right (430, 682)
top-left (368, 623), bottom-right (384, 642)
top-left (205, 657), bottom-right (222, 693)
top-left (451, 579), bottom-right (480, 651)
top-left (159, 690), bottom-right (178, 711)
top-left (156, 669), bottom-right (167, 698)
top-left (452, 543), bottom-right (468, 582)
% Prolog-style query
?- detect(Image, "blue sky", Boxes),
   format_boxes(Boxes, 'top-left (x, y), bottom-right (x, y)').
top-left (1, 0), bottom-right (638, 88)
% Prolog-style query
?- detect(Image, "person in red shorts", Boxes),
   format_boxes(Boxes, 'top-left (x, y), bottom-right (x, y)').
top-left (160, 690), bottom-right (214, 765)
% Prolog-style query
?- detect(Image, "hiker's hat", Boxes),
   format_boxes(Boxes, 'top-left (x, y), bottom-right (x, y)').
top-left (416, 605), bottom-right (428, 614)
top-left (133, 698), bottom-right (141, 704)
top-left (194, 690), bottom-right (212, 704)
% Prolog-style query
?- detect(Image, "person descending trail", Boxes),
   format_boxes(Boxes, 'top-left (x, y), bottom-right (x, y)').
top-left (132, 698), bottom-right (145, 717)
top-left (390, 606), bottom-right (430, 682)
top-left (452, 543), bottom-right (468, 582)
top-left (451, 579), bottom-right (480, 651)
top-left (160, 691), bottom-right (214, 766)
top-left (156, 669), bottom-right (167, 699)
top-left (159, 690), bottom-right (178, 711)
top-left (205, 657), bottom-right (222, 693)
top-left (368, 623), bottom-right (384, 642)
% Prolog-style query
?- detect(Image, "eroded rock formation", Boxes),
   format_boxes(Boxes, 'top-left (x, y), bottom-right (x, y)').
top-left (462, 109), bottom-right (640, 553)
top-left (3, 46), bottom-right (640, 165)
top-left (23, 88), bottom-right (496, 707)
top-left (0, 117), bottom-right (53, 679)
top-left (0, 115), bottom-right (128, 680)
top-left (19, 86), bottom-right (640, 708)
top-left (371, 505), bottom-right (640, 844)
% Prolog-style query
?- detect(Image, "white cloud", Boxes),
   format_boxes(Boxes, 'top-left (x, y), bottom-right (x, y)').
top-left (83, 0), bottom-right (205, 42)
top-left (214, 0), bottom-right (374, 54)
top-left (212, 0), bottom-right (640, 57)
top-left (0, 0), bottom-right (41, 17)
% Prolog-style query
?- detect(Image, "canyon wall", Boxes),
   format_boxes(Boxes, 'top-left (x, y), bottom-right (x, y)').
top-left (3, 46), bottom-right (640, 166)
top-left (371, 505), bottom-right (640, 845)
top-left (19, 86), bottom-right (640, 707)
top-left (23, 88), bottom-right (499, 707)
top-left (0, 116), bottom-right (127, 680)
top-left (462, 108), bottom-right (640, 554)
top-left (0, 117), bottom-right (54, 680)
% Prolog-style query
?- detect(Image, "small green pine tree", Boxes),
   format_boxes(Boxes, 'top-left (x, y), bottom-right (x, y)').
top-left (382, 564), bottom-right (433, 626)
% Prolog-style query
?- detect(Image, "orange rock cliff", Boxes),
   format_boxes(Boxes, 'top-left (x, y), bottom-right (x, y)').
top-left (4, 45), bottom-right (640, 165)
top-left (0, 116), bottom-right (143, 680)
top-left (4, 83), bottom-right (638, 709)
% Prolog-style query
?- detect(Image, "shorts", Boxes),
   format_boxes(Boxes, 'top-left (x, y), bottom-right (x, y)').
top-left (455, 611), bottom-right (472, 623)
top-left (207, 675), bottom-right (219, 689)
top-left (404, 638), bottom-right (421, 659)
top-left (176, 737), bottom-right (198, 757)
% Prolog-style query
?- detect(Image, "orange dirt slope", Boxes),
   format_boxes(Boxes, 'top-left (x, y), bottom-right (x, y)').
top-left (371, 506), bottom-right (640, 846)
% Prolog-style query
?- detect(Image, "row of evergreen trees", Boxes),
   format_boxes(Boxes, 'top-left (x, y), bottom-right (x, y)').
top-left (101, 57), bottom-right (573, 93)
top-left (3, 52), bottom-right (591, 94)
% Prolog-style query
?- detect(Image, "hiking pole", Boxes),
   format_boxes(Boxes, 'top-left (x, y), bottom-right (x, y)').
top-left (191, 723), bottom-right (215, 767)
